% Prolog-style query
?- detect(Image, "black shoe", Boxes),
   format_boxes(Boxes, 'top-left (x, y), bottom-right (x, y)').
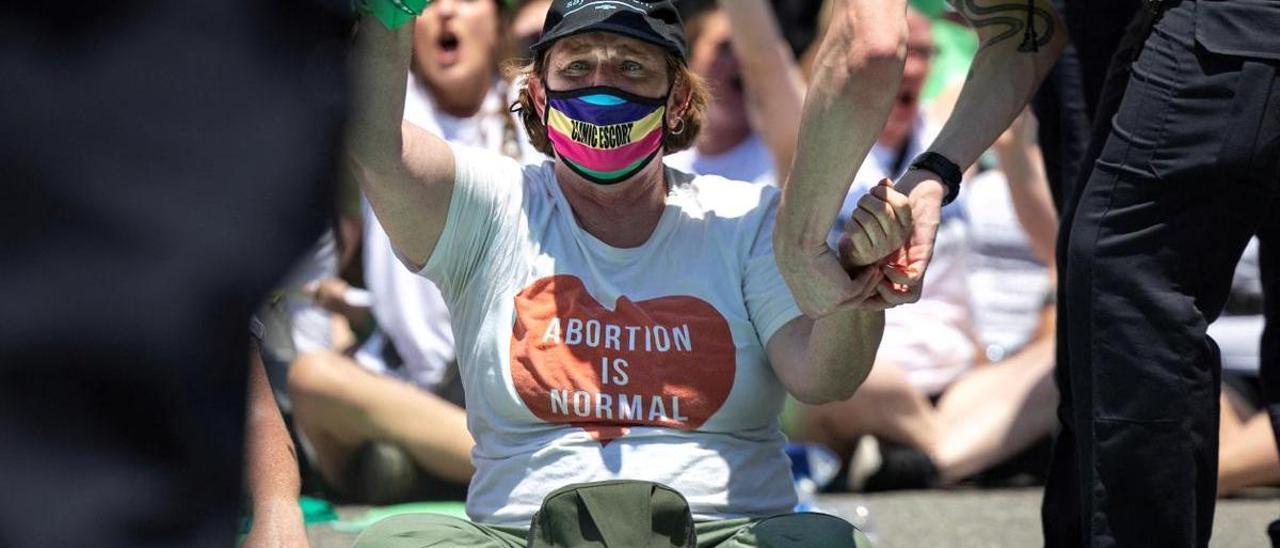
top-left (848, 436), bottom-right (939, 492)
top-left (344, 441), bottom-right (420, 505)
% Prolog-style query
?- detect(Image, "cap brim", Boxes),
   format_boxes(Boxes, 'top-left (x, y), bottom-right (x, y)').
top-left (530, 24), bottom-right (686, 63)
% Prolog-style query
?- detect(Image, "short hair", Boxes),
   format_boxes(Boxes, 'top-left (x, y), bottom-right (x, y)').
top-left (506, 50), bottom-right (710, 157)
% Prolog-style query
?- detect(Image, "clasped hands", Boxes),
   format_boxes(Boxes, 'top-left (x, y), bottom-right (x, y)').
top-left (786, 172), bottom-right (946, 318)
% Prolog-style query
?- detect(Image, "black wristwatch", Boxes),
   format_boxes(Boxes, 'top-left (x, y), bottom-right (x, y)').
top-left (908, 151), bottom-right (962, 206)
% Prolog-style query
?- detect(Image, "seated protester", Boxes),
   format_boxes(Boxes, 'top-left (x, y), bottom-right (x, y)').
top-left (344, 0), bottom-right (932, 544)
top-left (921, 111), bottom-right (1059, 486)
top-left (1214, 238), bottom-right (1280, 497)
top-left (256, 231), bottom-right (345, 411)
top-left (794, 110), bottom-right (1060, 490)
top-left (287, 0), bottom-right (535, 504)
top-left (281, 233), bottom-right (343, 357)
top-left (663, 0), bottom-right (805, 186)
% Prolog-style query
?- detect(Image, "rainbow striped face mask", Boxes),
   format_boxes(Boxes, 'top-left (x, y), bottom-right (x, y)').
top-left (544, 86), bottom-right (667, 185)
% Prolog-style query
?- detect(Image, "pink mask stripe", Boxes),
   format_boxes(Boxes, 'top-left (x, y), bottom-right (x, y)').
top-left (546, 127), bottom-right (663, 172)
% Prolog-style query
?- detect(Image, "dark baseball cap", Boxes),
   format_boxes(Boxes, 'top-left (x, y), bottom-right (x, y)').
top-left (530, 0), bottom-right (688, 62)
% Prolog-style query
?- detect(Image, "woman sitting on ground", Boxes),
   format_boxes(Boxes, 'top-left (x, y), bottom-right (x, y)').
top-left (346, 0), bottom-right (905, 544)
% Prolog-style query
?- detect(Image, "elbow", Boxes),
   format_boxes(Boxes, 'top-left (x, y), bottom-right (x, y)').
top-left (841, 12), bottom-right (907, 76)
top-left (785, 353), bottom-right (876, 405)
top-left (788, 374), bottom-right (865, 405)
top-left (346, 123), bottom-right (410, 178)
top-left (772, 202), bottom-right (832, 273)
top-left (816, 8), bottom-right (906, 88)
top-left (855, 33), bottom-right (906, 73)
top-left (791, 384), bottom-right (860, 406)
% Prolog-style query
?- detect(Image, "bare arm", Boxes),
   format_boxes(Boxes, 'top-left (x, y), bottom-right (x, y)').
top-left (767, 309), bottom-right (885, 405)
top-left (921, 0), bottom-right (1065, 179)
top-left (348, 16), bottom-right (456, 269)
top-left (718, 0), bottom-right (806, 182)
top-left (992, 110), bottom-right (1057, 265)
top-left (774, 0), bottom-right (909, 318)
top-left (243, 342), bottom-right (308, 548)
top-left (768, 0), bottom-right (907, 403)
top-left (882, 0), bottom-right (1066, 304)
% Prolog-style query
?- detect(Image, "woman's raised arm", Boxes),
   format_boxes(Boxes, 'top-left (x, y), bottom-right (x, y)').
top-left (346, 16), bottom-right (457, 269)
top-left (773, 0), bottom-right (910, 318)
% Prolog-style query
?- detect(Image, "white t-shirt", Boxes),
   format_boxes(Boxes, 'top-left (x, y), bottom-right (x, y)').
top-left (422, 144), bottom-right (804, 526)
top-left (963, 170), bottom-right (1052, 362)
top-left (360, 200), bottom-right (458, 389)
top-left (1211, 238), bottom-right (1264, 373)
top-left (279, 231), bottom-right (338, 353)
top-left (357, 76), bottom-right (542, 389)
top-left (664, 133), bottom-right (777, 187)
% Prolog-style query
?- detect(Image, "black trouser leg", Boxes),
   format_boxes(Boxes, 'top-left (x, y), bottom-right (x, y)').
top-left (1033, 0), bottom-right (1143, 212)
top-left (1260, 209), bottom-right (1280, 454)
top-left (1063, 0), bottom-right (1144, 118)
top-left (1262, 208), bottom-right (1280, 548)
top-left (1032, 43), bottom-right (1091, 211)
top-left (1047, 1), bottom-right (1280, 545)
top-left (1043, 6), bottom-right (1155, 546)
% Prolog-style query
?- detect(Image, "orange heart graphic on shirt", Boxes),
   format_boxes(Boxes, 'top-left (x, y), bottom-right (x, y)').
top-left (511, 275), bottom-right (736, 444)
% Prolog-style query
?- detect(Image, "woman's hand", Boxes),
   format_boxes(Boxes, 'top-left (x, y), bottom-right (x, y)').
top-left (302, 278), bottom-right (354, 315)
top-left (838, 178), bottom-right (913, 267)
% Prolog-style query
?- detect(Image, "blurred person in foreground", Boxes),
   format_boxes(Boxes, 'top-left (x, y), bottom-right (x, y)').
top-left (0, 2), bottom-right (350, 547)
top-left (347, 0), bottom-right (922, 543)
top-left (287, 0), bottom-right (539, 505)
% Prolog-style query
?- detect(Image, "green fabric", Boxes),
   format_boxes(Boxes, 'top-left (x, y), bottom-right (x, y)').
top-left (331, 501), bottom-right (469, 534)
top-left (528, 480), bottom-right (695, 548)
top-left (354, 513), bottom-right (527, 547)
top-left (301, 496), bottom-right (340, 524)
top-left (696, 513), bottom-right (873, 548)
top-left (908, 0), bottom-right (949, 18)
top-left (360, 0), bottom-right (431, 30)
top-left (922, 19), bottom-right (978, 102)
top-left (358, 0), bottom-right (515, 30)
top-left (355, 512), bottom-right (872, 547)
top-left (237, 496), bottom-right (338, 536)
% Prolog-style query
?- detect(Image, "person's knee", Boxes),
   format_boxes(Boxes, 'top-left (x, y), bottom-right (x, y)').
top-left (354, 514), bottom-right (501, 548)
top-left (287, 350), bottom-right (346, 404)
top-left (852, 367), bottom-right (925, 418)
top-left (750, 513), bottom-right (867, 547)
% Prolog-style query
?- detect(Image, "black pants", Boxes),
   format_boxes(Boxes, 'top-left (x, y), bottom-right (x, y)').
top-left (1262, 211), bottom-right (1280, 448)
top-left (1043, 1), bottom-right (1280, 545)
top-left (0, 2), bottom-right (350, 546)
top-left (1032, 0), bottom-right (1142, 208)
